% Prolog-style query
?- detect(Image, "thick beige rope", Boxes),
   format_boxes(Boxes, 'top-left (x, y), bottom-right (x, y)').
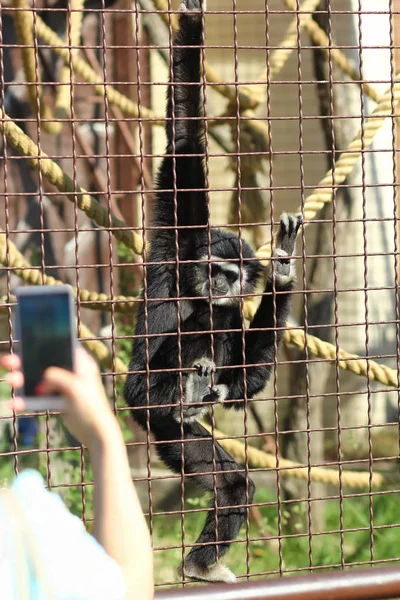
top-left (282, 0), bottom-right (384, 107)
top-left (151, 0), bottom-right (258, 110)
top-left (0, 231), bottom-right (138, 313)
top-left (203, 425), bottom-right (386, 489)
top-left (150, 0), bottom-right (271, 149)
top-left (0, 110), bottom-right (144, 255)
top-left (255, 70), bottom-right (400, 260)
top-left (248, 0), bottom-right (323, 106)
top-left (284, 328), bottom-right (399, 387)
top-left (1, 232), bottom-right (398, 394)
top-left (12, 0), bottom-right (62, 134)
top-left (79, 322), bottom-right (128, 375)
top-left (2, 102), bottom-right (400, 391)
top-left (0, 230), bottom-right (398, 390)
top-left (54, 0), bottom-right (84, 120)
top-left (35, 14), bottom-right (161, 124)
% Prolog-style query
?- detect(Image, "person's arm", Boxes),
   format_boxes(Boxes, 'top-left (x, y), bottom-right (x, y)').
top-left (89, 423), bottom-right (153, 600)
top-left (2, 349), bottom-right (154, 599)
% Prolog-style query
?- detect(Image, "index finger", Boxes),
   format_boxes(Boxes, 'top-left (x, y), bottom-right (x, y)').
top-left (75, 347), bottom-right (100, 376)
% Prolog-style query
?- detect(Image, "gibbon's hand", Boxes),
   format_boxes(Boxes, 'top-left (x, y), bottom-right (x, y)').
top-left (1, 348), bottom-right (119, 449)
top-left (272, 213), bottom-right (303, 279)
top-left (172, 360), bottom-right (228, 423)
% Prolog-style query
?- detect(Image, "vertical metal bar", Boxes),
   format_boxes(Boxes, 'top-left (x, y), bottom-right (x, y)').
top-left (164, 0), bottom-right (186, 584)
top-left (0, 3), bottom-right (18, 476)
top-left (295, 0), bottom-right (313, 570)
top-left (231, 0), bottom-right (251, 580)
top-left (326, 0), bottom-right (345, 569)
top-left (389, 0), bottom-right (400, 480)
top-left (356, 0), bottom-right (374, 565)
top-left (31, 0), bottom-right (53, 489)
top-left (64, 0), bottom-right (85, 517)
top-left (200, 1), bottom-right (219, 575)
top-left (65, 0), bottom-right (86, 522)
top-left (100, 0), bottom-right (116, 527)
top-left (133, 0), bottom-right (154, 549)
top-left (264, 0), bottom-right (284, 577)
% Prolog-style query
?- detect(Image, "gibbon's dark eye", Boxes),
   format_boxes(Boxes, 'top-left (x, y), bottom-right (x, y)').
top-left (224, 270), bottom-right (238, 285)
top-left (210, 264), bottom-right (221, 278)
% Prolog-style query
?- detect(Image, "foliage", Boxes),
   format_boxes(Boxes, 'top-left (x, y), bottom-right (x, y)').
top-left (3, 241), bottom-right (400, 585)
top-left (114, 241), bottom-right (138, 444)
top-left (0, 240), bottom-right (138, 518)
top-left (47, 241), bottom-right (138, 517)
top-left (153, 487), bottom-right (400, 586)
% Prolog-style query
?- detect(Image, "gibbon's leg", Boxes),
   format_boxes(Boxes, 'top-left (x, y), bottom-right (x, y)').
top-left (172, 359), bottom-right (228, 424)
top-left (157, 420), bottom-right (254, 583)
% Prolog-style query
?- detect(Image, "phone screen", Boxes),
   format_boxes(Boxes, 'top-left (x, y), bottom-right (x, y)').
top-left (17, 292), bottom-right (74, 396)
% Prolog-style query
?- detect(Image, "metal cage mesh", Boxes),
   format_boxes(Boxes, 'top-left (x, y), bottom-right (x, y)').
top-left (1, 0), bottom-right (400, 596)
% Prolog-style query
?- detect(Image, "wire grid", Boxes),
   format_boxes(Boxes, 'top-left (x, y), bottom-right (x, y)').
top-left (0, 0), bottom-right (400, 592)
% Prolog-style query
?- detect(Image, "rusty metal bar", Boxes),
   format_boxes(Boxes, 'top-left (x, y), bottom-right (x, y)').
top-left (155, 565), bottom-right (400, 600)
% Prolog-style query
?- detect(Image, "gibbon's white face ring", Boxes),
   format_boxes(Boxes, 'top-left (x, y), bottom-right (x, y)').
top-left (196, 254), bottom-right (248, 305)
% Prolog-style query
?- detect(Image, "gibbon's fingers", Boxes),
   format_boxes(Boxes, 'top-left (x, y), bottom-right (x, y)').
top-left (276, 212), bottom-right (303, 256)
top-left (180, 0), bottom-right (205, 12)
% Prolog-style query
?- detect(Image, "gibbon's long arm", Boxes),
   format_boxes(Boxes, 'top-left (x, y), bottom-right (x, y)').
top-left (154, 3), bottom-right (208, 233)
top-left (219, 214), bottom-right (302, 407)
top-left (125, 5), bottom-right (209, 428)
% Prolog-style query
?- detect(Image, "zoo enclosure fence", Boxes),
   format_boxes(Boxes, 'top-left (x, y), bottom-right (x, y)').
top-left (155, 564), bottom-right (400, 599)
top-left (1, 0), bottom-right (400, 594)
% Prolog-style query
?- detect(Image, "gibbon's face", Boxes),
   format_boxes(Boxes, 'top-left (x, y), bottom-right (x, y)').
top-left (190, 231), bottom-right (263, 306)
top-left (194, 254), bottom-right (260, 306)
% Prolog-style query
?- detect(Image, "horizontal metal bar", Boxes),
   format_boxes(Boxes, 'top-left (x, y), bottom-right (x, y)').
top-left (155, 565), bottom-right (400, 600)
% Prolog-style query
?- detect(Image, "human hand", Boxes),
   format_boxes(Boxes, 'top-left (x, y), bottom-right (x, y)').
top-left (1, 347), bottom-right (120, 449)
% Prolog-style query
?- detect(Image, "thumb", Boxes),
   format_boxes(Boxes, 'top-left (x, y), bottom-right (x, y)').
top-left (42, 367), bottom-right (80, 400)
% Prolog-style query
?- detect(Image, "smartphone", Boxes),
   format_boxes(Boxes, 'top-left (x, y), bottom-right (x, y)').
top-left (13, 285), bottom-right (77, 411)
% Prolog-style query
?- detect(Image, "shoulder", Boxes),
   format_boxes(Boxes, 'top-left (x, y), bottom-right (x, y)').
top-left (0, 470), bottom-right (126, 600)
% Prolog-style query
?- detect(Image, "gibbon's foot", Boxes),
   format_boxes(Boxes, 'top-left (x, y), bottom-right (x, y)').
top-left (178, 560), bottom-right (237, 584)
top-left (179, 0), bottom-right (205, 14)
top-left (273, 213), bottom-right (302, 279)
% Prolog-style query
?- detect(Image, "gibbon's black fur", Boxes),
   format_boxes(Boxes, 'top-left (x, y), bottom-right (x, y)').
top-left (124, 0), bottom-right (302, 584)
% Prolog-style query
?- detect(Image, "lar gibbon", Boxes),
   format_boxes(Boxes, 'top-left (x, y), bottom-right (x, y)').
top-left (124, 0), bottom-right (301, 583)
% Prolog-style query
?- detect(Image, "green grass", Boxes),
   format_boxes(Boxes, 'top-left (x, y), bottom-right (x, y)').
top-left (152, 488), bottom-right (400, 586)
top-left (2, 251), bottom-right (400, 586)
top-left (2, 392), bottom-right (400, 587)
